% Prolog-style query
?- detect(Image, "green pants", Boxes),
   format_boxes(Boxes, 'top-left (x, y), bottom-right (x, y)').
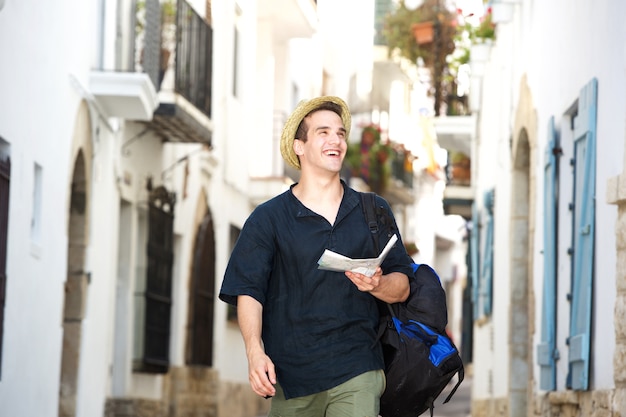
top-left (268, 370), bottom-right (386, 417)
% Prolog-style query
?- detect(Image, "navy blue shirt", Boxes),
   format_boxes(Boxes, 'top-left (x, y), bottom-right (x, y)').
top-left (219, 182), bottom-right (414, 399)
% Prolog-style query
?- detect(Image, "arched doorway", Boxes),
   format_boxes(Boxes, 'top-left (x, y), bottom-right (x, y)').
top-left (59, 150), bottom-right (89, 417)
top-left (59, 100), bottom-right (92, 417)
top-left (186, 208), bottom-right (216, 366)
top-left (509, 128), bottom-right (531, 417)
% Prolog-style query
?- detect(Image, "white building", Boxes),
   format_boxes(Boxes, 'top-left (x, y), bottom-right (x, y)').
top-left (0, 0), bottom-right (473, 416)
top-left (0, 0), bottom-right (321, 416)
top-left (468, 0), bottom-right (626, 415)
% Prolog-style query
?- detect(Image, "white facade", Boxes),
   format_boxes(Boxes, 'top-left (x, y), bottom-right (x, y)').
top-left (0, 0), bottom-right (321, 416)
top-left (0, 0), bottom-right (475, 416)
top-left (469, 0), bottom-right (626, 415)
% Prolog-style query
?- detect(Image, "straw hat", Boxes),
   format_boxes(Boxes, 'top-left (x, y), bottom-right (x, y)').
top-left (280, 96), bottom-right (352, 170)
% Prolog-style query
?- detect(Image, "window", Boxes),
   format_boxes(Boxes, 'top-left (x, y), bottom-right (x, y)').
top-left (470, 203), bottom-right (481, 320)
top-left (226, 224), bottom-right (241, 322)
top-left (187, 211), bottom-right (216, 366)
top-left (480, 189), bottom-right (494, 316)
top-left (133, 185), bottom-right (176, 373)
top-left (31, 163), bottom-right (43, 249)
top-left (537, 78), bottom-right (597, 391)
top-left (0, 141), bottom-right (10, 379)
top-left (471, 189), bottom-right (494, 320)
top-left (537, 117), bottom-right (559, 391)
top-left (477, 189), bottom-right (495, 317)
top-left (567, 78), bottom-right (597, 390)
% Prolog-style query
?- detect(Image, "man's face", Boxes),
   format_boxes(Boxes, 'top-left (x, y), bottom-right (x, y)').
top-left (295, 110), bottom-right (347, 173)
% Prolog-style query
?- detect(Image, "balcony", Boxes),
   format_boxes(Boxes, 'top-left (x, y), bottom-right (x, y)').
top-left (89, 1), bottom-right (213, 140)
top-left (433, 115), bottom-right (476, 219)
top-left (344, 142), bottom-right (415, 205)
top-left (383, 146), bottom-right (415, 205)
top-left (135, 0), bottom-right (213, 144)
top-left (89, 71), bottom-right (158, 121)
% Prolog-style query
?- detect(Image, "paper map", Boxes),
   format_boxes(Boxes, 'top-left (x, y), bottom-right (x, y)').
top-left (317, 234), bottom-right (398, 277)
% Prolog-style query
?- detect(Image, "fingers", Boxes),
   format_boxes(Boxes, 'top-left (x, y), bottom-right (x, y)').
top-left (345, 269), bottom-right (381, 292)
top-left (249, 360), bottom-right (276, 398)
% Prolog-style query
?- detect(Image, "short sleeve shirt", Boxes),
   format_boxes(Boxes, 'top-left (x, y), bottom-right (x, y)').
top-left (219, 182), bottom-right (414, 399)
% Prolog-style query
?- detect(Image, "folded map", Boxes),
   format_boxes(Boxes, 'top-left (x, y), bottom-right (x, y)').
top-left (317, 234), bottom-right (398, 277)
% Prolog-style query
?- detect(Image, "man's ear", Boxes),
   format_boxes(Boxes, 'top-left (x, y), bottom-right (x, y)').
top-left (293, 139), bottom-right (304, 156)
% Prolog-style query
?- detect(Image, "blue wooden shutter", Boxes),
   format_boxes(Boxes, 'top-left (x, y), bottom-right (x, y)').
top-left (471, 203), bottom-right (480, 319)
top-left (538, 117), bottom-right (559, 390)
top-left (480, 189), bottom-right (494, 316)
top-left (568, 78), bottom-right (597, 390)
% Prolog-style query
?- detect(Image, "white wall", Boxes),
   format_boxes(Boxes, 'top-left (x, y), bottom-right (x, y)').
top-left (471, 0), bottom-right (625, 402)
top-left (0, 1), bottom-right (109, 415)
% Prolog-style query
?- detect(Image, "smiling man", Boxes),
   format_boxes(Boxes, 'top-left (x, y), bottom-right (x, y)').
top-left (219, 96), bottom-right (414, 417)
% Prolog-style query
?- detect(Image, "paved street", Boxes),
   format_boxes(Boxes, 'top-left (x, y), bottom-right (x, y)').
top-left (431, 376), bottom-right (471, 417)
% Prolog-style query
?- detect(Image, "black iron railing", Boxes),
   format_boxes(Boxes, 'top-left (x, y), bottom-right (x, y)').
top-left (390, 147), bottom-right (413, 189)
top-left (135, 0), bottom-right (213, 119)
top-left (175, 0), bottom-right (212, 118)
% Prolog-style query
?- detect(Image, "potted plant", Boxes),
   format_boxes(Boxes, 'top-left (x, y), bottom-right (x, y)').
top-left (383, 0), bottom-right (458, 116)
top-left (458, 6), bottom-right (495, 70)
top-left (412, 21), bottom-right (435, 44)
top-left (448, 151), bottom-right (471, 185)
top-left (472, 7), bottom-right (496, 43)
top-left (345, 125), bottom-right (393, 194)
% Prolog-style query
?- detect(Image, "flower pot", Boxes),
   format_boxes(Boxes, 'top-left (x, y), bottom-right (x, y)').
top-left (491, 3), bottom-right (514, 23)
top-left (412, 21), bottom-right (434, 45)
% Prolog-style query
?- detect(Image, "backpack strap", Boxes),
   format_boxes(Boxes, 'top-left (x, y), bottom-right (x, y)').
top-left (360, 192), bottom-right (398, 319)
top-left (360, 192), bottom-right (380, 253)
top-left (443, 366), bottom-right (465, 403)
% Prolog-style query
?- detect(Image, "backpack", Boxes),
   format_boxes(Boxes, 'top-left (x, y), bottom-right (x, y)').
top-left (360, 192), bottom-right (464, 417)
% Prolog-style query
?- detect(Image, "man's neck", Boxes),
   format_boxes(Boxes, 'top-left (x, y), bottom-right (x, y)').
top-left (293, 172), bottom-right (342, 199)
top-left (292, 173), bottom-right (344, 224)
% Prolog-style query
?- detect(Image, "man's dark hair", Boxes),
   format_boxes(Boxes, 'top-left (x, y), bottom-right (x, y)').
top-left (295, 101), bottom-right (343, 142)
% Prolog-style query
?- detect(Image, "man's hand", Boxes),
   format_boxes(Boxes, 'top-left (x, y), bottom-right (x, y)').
top-left (237, 295), bottom-right (277, 398)
top-left (345, 267), bottom-right (382, 292)
top-left (247, 347), bottom-right (277, 398)
top-left (345, 267), bottom-right (410, 303)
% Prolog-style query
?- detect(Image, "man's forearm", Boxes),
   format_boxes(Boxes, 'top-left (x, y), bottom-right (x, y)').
top-left (237, 295), bottom-right (264, 355)
top-left (371, 272), bottom-right (410, 303)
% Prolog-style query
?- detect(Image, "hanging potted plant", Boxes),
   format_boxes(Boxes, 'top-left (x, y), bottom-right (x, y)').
top-left (412, 21), bottom-right (435, 44)
top-left (383, 0), bottom-right (458, 116)
top-left (471, 7), bottom-right (496, 51)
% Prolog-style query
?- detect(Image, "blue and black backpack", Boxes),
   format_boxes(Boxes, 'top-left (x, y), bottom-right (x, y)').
top-left (361, 192), bottom-right (464, 417)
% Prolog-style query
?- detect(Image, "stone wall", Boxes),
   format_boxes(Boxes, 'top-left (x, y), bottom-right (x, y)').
top-left (105, 398), bottom-right (166, 417)
top-left (166, 366), bottom-right (218, 417)
top-left (471, 397), bottom-right (508, 417)
top-left (105, 366), bottom-right (218, 417)
top-left (104, 367), bottom-right (271, 417)
top-left (217, 380), bottom-right (270, 417)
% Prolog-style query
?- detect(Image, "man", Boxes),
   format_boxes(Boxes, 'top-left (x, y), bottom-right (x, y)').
top-left (219, 96), bottom-right (413, 416)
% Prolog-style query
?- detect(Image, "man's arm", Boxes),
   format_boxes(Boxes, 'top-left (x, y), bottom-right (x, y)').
top-left (237, 295), bottom-right (276, 398)
top-left (345, 268), bottom-right (410, 303)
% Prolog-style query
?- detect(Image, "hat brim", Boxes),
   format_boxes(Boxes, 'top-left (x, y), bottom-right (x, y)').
top-left (280, 96), bottom-right (351, 170)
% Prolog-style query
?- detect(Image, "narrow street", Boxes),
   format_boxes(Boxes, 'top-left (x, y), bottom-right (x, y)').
top-left (431, 376), bottom-right (471, 417)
